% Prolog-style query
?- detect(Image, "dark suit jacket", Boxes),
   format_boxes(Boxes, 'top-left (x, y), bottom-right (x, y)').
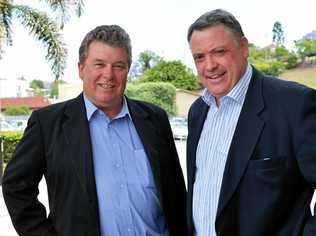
top-left (2, 94), bottom-right (187, 236)
top-left (187, 68), bottom-right (316, 236)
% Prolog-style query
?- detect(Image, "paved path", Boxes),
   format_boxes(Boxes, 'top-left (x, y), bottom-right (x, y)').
top-left (1, 141), bottom-right (315, 235)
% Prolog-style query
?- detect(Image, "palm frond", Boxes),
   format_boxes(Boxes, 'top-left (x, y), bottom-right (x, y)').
top-left (40, 0), bottom-right (70, 29)
top-left (75, 0), bottom-right (84, 17)
top-left (0, 0), bottom-right (13, 46)
top-left (13, 4), bottom-right (67, 80)
top-left (40, 0), bottom-right (84, 29)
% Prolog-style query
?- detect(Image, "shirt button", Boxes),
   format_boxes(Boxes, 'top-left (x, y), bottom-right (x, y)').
top-left (127, 228), bottom-right (131, 232)
top-left (115, 163), bottom-right (120, 168)
top-left (120, 184), bottom-right (124, 188)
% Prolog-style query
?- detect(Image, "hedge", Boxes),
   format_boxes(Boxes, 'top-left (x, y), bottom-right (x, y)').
top-left (0, 131), bottom-right (23, 164)
top-left (126, 82), bottom-right (177, 116)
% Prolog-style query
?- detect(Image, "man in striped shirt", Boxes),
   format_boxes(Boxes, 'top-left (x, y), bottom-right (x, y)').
top-left (186, 9), bottom-right (316, 236)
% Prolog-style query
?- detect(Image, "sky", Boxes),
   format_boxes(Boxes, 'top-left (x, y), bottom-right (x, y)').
top-left (0, 0), bottom-right (316, 88)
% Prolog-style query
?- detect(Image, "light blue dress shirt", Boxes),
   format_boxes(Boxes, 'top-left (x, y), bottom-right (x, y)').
top-left (84, 95), bottom-right (169, 236)
top-left (193, 64), bottom-right (253, 236)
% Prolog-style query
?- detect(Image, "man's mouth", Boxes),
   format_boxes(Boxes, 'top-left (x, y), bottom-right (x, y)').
top-left (99, 82), bottom-right (115, 89)
top-left (206, 71), bottom-right (226, 80)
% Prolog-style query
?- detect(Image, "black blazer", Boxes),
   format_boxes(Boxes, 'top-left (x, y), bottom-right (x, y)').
top-left (187, 68), bottom-right (316, 236)
top-left (2, 94), bottom-right (187, 236)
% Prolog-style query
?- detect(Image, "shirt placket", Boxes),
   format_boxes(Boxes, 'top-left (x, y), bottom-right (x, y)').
top-left (109, 120), bottom-right (135, 236)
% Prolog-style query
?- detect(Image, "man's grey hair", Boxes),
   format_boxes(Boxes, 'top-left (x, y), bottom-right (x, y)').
top-left (187, 9), bottom-right (245, 43)
top-left (79, 25), bottom-right (132, 66)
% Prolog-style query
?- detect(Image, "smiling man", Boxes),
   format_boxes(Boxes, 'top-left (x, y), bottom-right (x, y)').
top-left (186, 9), bottom-right (316, 236)
top-left (2, 25), bottom-right (187, 236)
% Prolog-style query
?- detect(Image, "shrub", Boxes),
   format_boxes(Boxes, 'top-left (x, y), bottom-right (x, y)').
top-left (4, 106), bottom-right (31, 116)
top-left (0, 131), bottom-right (23, 164)
top-left (252, 60), bottom-right (285, 77)
top-left (285, 54), bottom-right (299, 69)
top-left (126, 82), bottom-right (177, 116)
top-left (138, 60), bottom-right (200, 90)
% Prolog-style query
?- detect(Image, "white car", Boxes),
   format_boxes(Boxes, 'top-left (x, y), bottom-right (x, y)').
top-left (7, 119), bottom-right (28, 131)
top-left (0, 120), bottom-right (16, 132)
top-left (169, 117), bottom-right (188, 140)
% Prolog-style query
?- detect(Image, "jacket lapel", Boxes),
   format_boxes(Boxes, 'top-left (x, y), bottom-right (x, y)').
top-left (62, 94), bottom-right (99, 213)
top-left (216, 70), bottom-right (265, 220)
top-left (187, 99), bottom-right (209, 189)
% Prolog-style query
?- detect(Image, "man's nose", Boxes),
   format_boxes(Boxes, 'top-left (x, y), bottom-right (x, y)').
top-left (205, 55), bottom-right (217, 71)
top-left (102, 65), bottom-right (113, 78)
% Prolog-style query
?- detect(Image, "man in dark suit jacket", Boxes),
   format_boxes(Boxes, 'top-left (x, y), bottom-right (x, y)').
top-left (186, 9), bottom-right (316, 236)
top-left (2, 25), bottom-right (186, 236)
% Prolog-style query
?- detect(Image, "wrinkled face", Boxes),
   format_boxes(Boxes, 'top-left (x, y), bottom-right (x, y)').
top-left (190, 24), bottom-right (249, 104)
top-left (78, 41), bottom-right (129, 117)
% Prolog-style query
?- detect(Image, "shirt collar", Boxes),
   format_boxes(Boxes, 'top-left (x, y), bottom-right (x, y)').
top-left (83, 94), bottom-right (131, 121)
top-left (202, 63), bottom-right (253, 106)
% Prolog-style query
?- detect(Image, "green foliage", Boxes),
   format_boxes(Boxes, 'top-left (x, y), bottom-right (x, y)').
top-left (295, 39), bottom-right (316, 58)
top-left (0, 131), bottom-right (23, 164)
top-left (75, 0), bottom-right (85, 17)
top-left (249, 43), bottom-right (296, 76)
top-left (124, 84), bottom-right (137, 98)
top-left (126, 82), bottom-right (177, 116)
top-left (43, 0), bottom-right (85, 29)
top-left (34, 87), bottom-right (44, 96)
top-left (249, 43), bottom-right (267, 60)
top-left (272, 21), bottom-right (284, 45)
top-left (284, 53), bottom-right (299, 69)
top-left (30, 79), bottom-right (44, 89)
top-left (252, 60), bottom-right (285, 77)
top-left (274, 45), bottom-right (299, 69)
top-left (138, 50), bottom-right (161, 72)
top-left (30, 79), bottom-right (45, 96)
top-left (138, 60), bottom-right (200, 90)
top-left (129, 50), bottom-right (162, 79)
top-left (4, 106), bottom-right (31, 116)
top-left (14, 4), bottom-right (67, 80)
top-left (274, 45), bottom-right (289, 59)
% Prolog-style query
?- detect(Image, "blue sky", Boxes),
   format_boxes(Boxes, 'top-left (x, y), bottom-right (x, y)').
top-left (0, 0), bottom-right (315, 85)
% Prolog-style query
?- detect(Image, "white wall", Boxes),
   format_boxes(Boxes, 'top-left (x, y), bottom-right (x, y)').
top-left (0, 77), bottom-right (30, 98)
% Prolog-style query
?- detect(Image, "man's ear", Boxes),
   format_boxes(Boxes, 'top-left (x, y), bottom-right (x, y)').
top-left (240, 36), bottom-right (249, 58)
top-left (78, 62), bottom-right (84, 80)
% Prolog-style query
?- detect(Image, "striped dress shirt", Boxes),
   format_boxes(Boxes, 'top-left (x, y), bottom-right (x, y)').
top-left (192, 64), bottom-right (252, 236)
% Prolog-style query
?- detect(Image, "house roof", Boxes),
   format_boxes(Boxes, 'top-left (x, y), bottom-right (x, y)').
top-left (0, 96), bottom-right (51, 110)
top-left (303, 30), bottom-right (316, 40)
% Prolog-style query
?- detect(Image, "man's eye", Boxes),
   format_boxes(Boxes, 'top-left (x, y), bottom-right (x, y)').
top-left (214, 49), bottom-right (226, 56)
top-left (94, 63), bottom-right (104, 68)
top-left (114, 64), bottom-right (127, 70)
top-left (193, 55), bottom-right (204, 62)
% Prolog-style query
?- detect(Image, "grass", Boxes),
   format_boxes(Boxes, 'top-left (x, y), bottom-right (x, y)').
top-left (280, 66), bottom-right (316, 89)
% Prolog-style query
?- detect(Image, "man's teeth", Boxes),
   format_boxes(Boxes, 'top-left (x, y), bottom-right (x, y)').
top-left (100, 83), bottom-right (114, 89)
top-left (208, 74), bottom-right (220, 79)
top-left (211, 74), bottom-right (220, 79)
top-left (208, 72), bottom-right (224, 79)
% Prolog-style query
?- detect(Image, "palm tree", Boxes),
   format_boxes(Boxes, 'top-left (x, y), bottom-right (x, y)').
top-left (0, 0), bottom-right (84, 80)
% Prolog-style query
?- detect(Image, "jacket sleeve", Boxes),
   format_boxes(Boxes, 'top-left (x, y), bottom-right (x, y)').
top-left (159, 109), bottom-right (187, 236)
top-left (2, 111), bottom-right (57, 236)
top-left (295, 88), bottom-right (316, 235)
